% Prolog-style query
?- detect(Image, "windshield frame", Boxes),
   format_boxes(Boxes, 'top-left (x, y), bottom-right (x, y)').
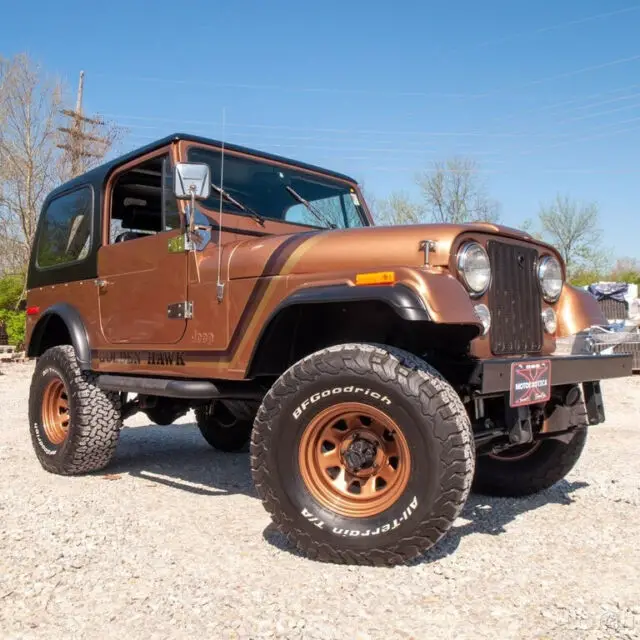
top-left (180, 141), bottom-right (373, 231)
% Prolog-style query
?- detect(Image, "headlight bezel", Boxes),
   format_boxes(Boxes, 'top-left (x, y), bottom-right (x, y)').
top-left (537, 255), bottom-right (564, 303)
top-left (456, 241), bottom-right (491, 297)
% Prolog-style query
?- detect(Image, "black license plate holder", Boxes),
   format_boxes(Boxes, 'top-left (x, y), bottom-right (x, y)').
top-left (509, 359), bottom-right (552, 407)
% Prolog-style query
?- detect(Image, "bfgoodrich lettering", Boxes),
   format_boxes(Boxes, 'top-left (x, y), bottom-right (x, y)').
top-left (293, 386), bottom-right (392, 419)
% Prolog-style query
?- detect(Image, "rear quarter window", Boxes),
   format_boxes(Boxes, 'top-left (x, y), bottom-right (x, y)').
top-left (37, 187), bottom-right (93, 269)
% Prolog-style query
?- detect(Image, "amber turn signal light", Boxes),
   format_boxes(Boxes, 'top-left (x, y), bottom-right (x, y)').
top-left (355, 271), bottom-right (396, 286)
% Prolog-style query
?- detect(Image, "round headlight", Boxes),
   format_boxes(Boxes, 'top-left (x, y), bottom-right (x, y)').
top-left (457, 242), bottom-right (491, 295)
top-left (538, 256), bottom-right (563, 302)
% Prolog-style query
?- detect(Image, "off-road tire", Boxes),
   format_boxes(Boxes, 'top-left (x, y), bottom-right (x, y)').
top-left (28, 345), bottom-right (122, 475)
top-left (473, 427), bottom-right (588, 497)
top-left (250, 343), bottom-right (475, 566)
top-left (195, 402), bottom-right (253, 452)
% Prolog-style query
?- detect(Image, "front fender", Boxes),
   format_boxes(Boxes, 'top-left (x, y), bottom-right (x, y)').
top-left (556, 284), bottom-right (607, 337)
top-left (398, 269), bottom-right (484, 327)
top-left (274, 267), bottom-right (484, 330)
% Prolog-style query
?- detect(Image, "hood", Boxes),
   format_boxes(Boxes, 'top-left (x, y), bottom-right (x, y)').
top-left (226, 221), bottom-right (542, 280)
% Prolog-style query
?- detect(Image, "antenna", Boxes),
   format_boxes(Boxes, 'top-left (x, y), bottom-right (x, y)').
top-left (216, 108), bottom-right (226, 303)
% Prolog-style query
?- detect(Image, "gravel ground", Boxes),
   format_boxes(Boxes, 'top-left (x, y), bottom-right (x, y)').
top-left (1, 361), bottom-right (639, 640)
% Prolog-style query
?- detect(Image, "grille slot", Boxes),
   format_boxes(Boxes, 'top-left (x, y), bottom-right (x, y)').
top-left (596, 298), bottom-right (629, 322)
top-left (487, 241), bottom-right (543, 355)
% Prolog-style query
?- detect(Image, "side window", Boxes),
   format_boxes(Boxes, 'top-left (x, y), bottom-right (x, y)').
top-left (37, 187), bottom-right (92, 268)
top-left (109, 153), bottom-right (181, 244)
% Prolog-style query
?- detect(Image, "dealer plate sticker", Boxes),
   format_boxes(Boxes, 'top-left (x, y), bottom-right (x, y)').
top-left (509, 360), bottom-right (552, 407)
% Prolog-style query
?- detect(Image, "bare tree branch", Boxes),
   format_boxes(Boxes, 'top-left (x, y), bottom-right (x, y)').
top-left (535, 194), bottom-right (606, 276)
top-left (374, 191), bottom-right (424, 226)
top-left (415, 157), bottom-right (501, 224)
top-left (0, 53), bottom-right (124, 282)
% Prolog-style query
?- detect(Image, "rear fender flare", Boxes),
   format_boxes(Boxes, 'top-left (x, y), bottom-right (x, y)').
top-left (28, 303), bottom-right (91, 370)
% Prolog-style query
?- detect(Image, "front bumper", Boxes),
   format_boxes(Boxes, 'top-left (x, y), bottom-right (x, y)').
top-left (473, 353), bottom-right (633, 395)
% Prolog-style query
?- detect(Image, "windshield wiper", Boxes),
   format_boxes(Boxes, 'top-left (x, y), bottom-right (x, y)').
top-left (284, 185), bottom-right (337, 229)
top-left (211, 183), bottom-right (265, 226)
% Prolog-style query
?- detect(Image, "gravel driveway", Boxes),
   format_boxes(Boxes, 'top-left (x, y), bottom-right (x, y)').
top-left (1, 362), bottom-right (638, 639)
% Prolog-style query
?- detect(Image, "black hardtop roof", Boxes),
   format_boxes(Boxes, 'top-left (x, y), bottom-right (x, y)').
top-left (48, 132), bottom-right (357, 199)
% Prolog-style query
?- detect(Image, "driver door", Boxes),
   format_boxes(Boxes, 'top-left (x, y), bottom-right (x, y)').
top-left (97, 149), bottom-right (189, 345)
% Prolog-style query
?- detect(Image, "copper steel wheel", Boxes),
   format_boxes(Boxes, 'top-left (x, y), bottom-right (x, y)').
top-left (28, 345), bottom-right (122, 475)
top-left (250, 343), bottom-right (475, 566)
top-left (41, 377), bottom-right (70, 445)
top-left (299, 402), bottom-right (411, 518)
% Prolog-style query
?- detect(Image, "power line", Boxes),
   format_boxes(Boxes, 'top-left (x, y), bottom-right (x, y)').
top-left (123, 131), bottom-right (508, 159)
top-left (554, 99), bottom-right (640, 125)
top-left (109, 114), bottom-right (550, 138)
top-left (113, 103), bottom-right (640, 147)
top-left (121, 126), bottom-right (640, 174)
top-left (493, 83), bottom-right (640, 126)
top-left (101, 72), bottom-right (640, 148)
top-left (469, 4), bottom-right (640, 51)
top-left (91, 51), bottom-right (640, 101)
top-left (519, 118), bottom-right (640, 155)
top-left (474, 53), bottom-right (640, 98)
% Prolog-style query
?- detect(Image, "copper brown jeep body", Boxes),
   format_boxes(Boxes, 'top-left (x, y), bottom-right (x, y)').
top-left (24, 133), bottom-right (633, 566)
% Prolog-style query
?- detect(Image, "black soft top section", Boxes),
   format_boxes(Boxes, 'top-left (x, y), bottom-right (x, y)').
top-left (48, 133), bottom-right (357, 199)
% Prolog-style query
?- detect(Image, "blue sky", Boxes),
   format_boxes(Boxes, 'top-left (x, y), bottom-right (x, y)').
top-left (2, 0), bottom-right (639, 260)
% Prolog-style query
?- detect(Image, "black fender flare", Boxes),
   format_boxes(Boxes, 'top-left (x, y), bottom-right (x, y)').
top-left (247, 283), bottom-right (432, 376)
top-left (28, 303), bottom-right (91, 370)
top-left (270, 283), bottom-right (431, 322)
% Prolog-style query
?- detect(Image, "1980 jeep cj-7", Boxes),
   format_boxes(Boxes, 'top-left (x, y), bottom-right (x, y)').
top-left (25, 133), bottom-right (632, 565)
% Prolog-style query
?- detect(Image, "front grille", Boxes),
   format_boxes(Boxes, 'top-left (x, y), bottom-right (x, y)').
top-left (487, 240), bottom-right (543, 355)
top-left (596, 298), bottom-right (629, 321)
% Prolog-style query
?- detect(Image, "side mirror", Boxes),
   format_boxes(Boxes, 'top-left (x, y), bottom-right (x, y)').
top-left (173, 162), bottom-right (211, 200)
top-left (173, 162), bottom-right (211, 238)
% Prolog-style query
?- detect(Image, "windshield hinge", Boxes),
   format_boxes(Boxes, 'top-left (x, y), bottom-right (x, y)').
top-left (419, 240), bottom-right (437, 266)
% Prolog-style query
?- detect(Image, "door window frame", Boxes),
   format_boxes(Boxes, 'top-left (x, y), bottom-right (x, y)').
top-left (102, 143), bottom-right (183, 246)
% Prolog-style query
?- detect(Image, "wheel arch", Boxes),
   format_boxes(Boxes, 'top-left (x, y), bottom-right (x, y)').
top-left (247, 284), bottom-right (480, 378)
top-left (27, 303), bottom-right (91, 370)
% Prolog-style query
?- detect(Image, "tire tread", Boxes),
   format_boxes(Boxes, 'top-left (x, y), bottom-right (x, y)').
top-left (250, 342), bottom-right (474, 566)
top-left (29, 345), bottom-right (122, 475)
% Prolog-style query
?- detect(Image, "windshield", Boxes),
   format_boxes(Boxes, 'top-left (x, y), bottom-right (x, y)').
top-left (187, 147), bottom-right (369, 230)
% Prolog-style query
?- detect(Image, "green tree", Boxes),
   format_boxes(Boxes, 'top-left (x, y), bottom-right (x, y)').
top-left (609, 257), bottom-right (640, 285)
top-left (0, 273), bottom-right (25, 348)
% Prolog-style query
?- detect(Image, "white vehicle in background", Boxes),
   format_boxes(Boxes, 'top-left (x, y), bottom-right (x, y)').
top-left (566, 282), bottom-right (640, 371)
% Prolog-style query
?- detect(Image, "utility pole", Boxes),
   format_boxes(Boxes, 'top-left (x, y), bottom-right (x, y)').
top-left (57, 71), bottom-right (109, 177)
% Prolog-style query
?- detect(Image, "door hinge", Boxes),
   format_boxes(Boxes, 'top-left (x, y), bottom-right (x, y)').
top-left (167, 301), bottom-right (193, 319)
